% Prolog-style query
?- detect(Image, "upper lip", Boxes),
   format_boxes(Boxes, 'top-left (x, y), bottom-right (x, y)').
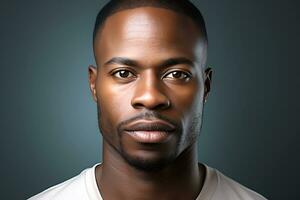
top-left (123, 120), bottom-right (176, 132)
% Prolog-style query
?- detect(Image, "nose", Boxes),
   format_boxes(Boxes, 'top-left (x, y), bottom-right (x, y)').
top-left (131, 73), bottom-right (170, 110)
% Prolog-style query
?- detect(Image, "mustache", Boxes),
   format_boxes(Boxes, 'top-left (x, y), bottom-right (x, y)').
top-left (117, 111), bottom-right (181, 134)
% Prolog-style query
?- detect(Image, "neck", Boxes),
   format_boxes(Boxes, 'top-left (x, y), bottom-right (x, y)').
top-left (95, 142), bottom-right (205, 200)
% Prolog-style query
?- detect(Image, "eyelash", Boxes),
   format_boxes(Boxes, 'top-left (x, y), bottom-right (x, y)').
top-left (111, 69), bottom-right (192, 81)
top-left (164, 70), bottom-right (192, 81)
top-left (111, 70), bottom-right (136, 79)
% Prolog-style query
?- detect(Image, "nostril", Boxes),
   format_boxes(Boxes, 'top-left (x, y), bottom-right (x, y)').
top-left (157, 101), bottom-right (171, 109)
top-left (132, 102), bottom-right (145, 109)
top-left (131, 82), bottom-right (171, 110)
top-left (131, 96), bottom-right (171, 110)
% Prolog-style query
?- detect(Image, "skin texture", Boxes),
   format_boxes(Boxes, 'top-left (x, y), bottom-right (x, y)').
top-left (89, 7), bottom-right (212, 200)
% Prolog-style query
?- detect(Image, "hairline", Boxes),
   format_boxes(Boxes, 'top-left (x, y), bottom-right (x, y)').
top-left (92, 3), bottom-right (208, 70)
top-left (93, 3), bottom-right (208, 45)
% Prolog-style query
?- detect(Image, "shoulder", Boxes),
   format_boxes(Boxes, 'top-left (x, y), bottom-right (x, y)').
top-left (28, 165), bottom-right (97, 200)
top-left (209, 166), bottom-right (268, 200)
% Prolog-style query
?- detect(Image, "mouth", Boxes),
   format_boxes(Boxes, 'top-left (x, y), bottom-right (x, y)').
top-left (123, 120), bottom-right (176, 143)
top-left (125, 130), bottom-right (172, 143)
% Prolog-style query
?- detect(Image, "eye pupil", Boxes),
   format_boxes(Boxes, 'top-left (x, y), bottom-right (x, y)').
top-left (172, 71), bottom-right (182, 78)
top-left (119, 70), bottom-right (129, 78)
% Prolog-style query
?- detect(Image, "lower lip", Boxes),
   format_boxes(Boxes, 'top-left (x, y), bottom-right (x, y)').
top-left (125, 131), bottom-right (172, 143)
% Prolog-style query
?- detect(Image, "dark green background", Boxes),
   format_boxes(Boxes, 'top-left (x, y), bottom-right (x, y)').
top-left (1, 0), bottom-right (299, 199)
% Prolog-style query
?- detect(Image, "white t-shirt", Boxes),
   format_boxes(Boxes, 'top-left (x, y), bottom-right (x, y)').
top-left (28, 163), bottom-right (267, 200)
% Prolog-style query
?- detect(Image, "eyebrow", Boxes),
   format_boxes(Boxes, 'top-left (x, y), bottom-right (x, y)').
top-left (104, 57), bottom-right (195, 68)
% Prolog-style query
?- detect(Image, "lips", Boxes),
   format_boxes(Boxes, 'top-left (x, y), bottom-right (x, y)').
top-left (123, 120), bottom-right (176, 143)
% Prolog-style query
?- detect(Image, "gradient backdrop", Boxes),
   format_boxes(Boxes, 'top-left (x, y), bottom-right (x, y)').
top-left (1, 0), bottom-right (299, 199)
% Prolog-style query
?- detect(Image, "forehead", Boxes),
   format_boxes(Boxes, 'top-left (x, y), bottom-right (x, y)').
top-left (94, 7), bottom-right (205, 65)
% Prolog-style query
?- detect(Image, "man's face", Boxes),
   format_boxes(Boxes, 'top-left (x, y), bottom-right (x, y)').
top-left (89, 7), bottom-right (211, 171)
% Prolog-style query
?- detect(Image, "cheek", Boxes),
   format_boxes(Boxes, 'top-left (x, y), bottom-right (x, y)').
top-left (169, 80), bottom-right (203, 115)
top-left (97, 78), bottom-right (133, 131)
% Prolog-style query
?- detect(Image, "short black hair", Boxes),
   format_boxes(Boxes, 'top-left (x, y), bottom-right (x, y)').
top-left (93, 0), bottom-right (208, 44)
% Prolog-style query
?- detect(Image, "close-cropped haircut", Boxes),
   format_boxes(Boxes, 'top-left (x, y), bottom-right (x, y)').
top-left (93, 0), bottom-right (208, 44)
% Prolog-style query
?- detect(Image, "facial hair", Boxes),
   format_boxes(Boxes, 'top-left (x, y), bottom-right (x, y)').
top-left (97, 105), bottom-right (203, 172)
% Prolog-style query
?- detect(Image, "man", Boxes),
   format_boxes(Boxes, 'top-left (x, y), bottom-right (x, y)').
top-left (29, 0), bottom-right (267, 199)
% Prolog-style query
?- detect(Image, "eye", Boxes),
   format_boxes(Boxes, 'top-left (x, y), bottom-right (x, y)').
top-left (112, 70), bottom-right (136, 79)
top-left (164, 71), bottom-right (191, 81)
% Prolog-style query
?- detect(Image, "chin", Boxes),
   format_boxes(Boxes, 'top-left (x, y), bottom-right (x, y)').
top-left (120, 148), bottom-right (177, 172)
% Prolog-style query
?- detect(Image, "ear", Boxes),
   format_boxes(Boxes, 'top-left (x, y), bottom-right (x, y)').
top-left (88, 65), bottom-right (98, 102)
top-left (203, 67), bottom-right (213, 103)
